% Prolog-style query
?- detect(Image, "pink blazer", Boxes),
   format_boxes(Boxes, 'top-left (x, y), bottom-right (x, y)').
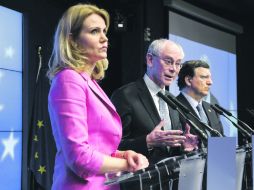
top-left (48, 69), bottom-right (122, 190)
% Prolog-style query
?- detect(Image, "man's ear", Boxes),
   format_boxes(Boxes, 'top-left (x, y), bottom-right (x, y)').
top-left (146, 53), bottom-right (153, 67)
top-left (185, 76), bottom-right (192, 86)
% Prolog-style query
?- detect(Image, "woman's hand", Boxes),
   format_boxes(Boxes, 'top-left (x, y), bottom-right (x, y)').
top-left (123, 150), bottom-right (149, 172)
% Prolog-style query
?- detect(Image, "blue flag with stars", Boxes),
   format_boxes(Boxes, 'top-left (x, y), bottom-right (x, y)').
top-left (28, 49), bottom-right (56, 190)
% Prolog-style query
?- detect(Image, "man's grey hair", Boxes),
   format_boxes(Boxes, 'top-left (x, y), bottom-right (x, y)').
top-left (147, 38), bottom-right (184, 57)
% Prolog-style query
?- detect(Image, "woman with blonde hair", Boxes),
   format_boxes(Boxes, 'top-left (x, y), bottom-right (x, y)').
top-left (47, 4), bottom-right (148, 190)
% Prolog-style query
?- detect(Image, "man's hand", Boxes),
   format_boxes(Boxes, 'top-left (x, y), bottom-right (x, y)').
top-left (146, 120), bottom-right (186, 148)
top-left (183, 123), bottom-right (199, 152)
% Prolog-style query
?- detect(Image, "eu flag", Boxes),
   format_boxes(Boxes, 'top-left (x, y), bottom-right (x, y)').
top-left (28, 48), bottom-right (56, 190)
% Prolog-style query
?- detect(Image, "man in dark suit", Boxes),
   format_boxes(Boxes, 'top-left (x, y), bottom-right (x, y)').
top-left (176, 60), bottom-right (224, 140)
top-left (176, 60), bottom-right (224, 190)
top-left (111, 39), bottom-right (198, 189)
top-left (111, 39), bottom-right (198, 165)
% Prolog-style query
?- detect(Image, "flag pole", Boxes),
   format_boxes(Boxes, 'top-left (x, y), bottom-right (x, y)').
top-left (36, 46), bottom-right (42, 83)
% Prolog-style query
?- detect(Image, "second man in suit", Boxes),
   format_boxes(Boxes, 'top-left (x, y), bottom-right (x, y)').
top-left (176, 60), bottom-right (224, 138)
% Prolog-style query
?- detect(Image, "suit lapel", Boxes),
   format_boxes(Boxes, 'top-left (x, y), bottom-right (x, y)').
top-left (168, 106), bottom-right (177, 129)
top-left (165, 92), bottom-right (179, 130)
top-left (203, 102), bottom-right (213, 126)
top-left (136, 79), bottom-right (161, 125)
top-left (80, 73), bottom-right (116, 112)
top-left (178, 93), bottom-right (199, 118)
top-left (178, 93), bottom-right (211, 134)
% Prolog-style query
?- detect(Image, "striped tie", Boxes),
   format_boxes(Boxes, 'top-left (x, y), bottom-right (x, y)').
top-left (196, 103), bottom-right (208, 124)
top-left (158, 91), bottom-right (171, 130)
top-left (196, 103), bottom-right (210, 136)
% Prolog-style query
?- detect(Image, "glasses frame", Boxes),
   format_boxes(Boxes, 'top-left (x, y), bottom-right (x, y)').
top-left (151, 53), bottom-right (183, 69)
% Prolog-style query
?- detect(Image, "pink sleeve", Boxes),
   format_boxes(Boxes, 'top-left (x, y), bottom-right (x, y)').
top-left (48, 70), bottom-right (104, 178)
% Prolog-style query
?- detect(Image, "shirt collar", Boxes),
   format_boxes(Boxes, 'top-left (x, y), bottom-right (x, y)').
top-left (144, 74), bottom-right (164, 96)
top-left (182, 91), bottom-right (201, 108)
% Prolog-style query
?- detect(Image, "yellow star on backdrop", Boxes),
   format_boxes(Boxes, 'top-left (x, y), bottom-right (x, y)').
top-left (34, 152), bottom-right (39, 159)
top-left (37, 120), bottom-right (44, 128)
top-left (33, 135), bottom-right (38, 142)
top-left (38, 165), bottom-right (46, 174)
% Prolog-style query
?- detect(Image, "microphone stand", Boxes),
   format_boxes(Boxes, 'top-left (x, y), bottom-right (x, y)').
top-left (246, 108), bottom-right (254, 120)
top-left (215, 104), bottom-right (254, 135)
top-left (211, 105), bottom-right (252, 138)
top-left (210, 105), bottom-right (252, 190)
top-left (166, 93), bottom-right (224, 137)
top-left (157, 92), bottom-right (208, 147)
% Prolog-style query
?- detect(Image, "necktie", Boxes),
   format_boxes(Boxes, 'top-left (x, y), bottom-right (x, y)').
top-left (196, 103), bottom-right (208, 124)
top-left (158, 91), bottom-right (171, 130)
top-left (196, 103), bottom-right (210, 136)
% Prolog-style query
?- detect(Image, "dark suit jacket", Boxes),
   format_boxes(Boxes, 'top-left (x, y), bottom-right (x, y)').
top-left (176, 93), bottom-right (224, 138)
top-left (111, 78), bottom-right (183, 164)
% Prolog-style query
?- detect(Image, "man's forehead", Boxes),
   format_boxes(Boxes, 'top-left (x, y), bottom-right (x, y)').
top-left (195, 67), bottom-right (211, 74)
top-left (161, 43), bottom-right (183, 58)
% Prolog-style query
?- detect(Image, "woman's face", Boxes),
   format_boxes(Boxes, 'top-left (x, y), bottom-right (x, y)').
top-left (77, 13), bottom-right (108, 63)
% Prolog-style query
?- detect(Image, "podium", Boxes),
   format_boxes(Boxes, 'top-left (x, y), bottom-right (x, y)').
top-left (207, 137), bottom-right (250, 190)
top-left (207, 137), bottom-right (236, 190)
top-left (178, 153), bottom-right (206, 190)
top-left (105, 138), bottom-right (252, 190)
top-left (236, 147), bottom-right (247, 190)
top-left (105, 152), bottom-right (206, 190)
top-left (105, 156), bottom-right (180, 189)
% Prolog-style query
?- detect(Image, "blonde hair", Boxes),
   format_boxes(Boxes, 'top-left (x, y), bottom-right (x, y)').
top-left (47, 4), bottom-right (110, 81)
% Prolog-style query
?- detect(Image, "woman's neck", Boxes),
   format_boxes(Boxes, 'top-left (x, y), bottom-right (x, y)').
top-left (83, 62), bottom-right (96, 77)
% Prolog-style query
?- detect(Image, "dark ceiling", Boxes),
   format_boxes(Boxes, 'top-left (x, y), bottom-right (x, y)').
top-left (182, 0), bottom-right (254, 25)
top-left (58, 0), bottom-right (254, 27)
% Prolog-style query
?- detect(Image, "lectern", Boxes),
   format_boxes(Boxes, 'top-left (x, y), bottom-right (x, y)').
top-left (105, 152), bottom-right (206, 190)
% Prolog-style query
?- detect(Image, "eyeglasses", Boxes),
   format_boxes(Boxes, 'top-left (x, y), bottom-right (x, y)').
top-left (151, 53), bottom-right (183, 69)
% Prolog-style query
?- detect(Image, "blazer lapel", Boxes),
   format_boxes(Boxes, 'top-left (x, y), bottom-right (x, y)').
top-left (165, 92), bottom-right (179, 130)
top-left (136, 79), bottom-right (161, 125)
top-left (80, 73), bottom-right (116, 112)
top-left (168, 106), bottom-right (178, 129)
top-left (177, 93), bottom-right (210, 134)
top-left (178, 93), bottom-right (199, 118)
top-left (202, 102), bottom-right (213, 126)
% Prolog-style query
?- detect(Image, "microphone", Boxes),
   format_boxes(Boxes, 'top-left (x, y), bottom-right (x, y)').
top-left (246, 108), bottom-right (254, 119)
top-left (211, 105), bottom-right (223, 115)
top-left (157, 92), bottom-right (177, 110)
top-left (215, 104), bottom-right (254, 135)
top-left (211, 105), bottom-right (251, 138)
top-left (214, 104), bottom-right (232, 116)
top-left (165, 93), bottom-right (224, 137)
top-left (166, 93), bottom-right (190, 114)
top-left (157, 91), bottom-right (208, 144)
